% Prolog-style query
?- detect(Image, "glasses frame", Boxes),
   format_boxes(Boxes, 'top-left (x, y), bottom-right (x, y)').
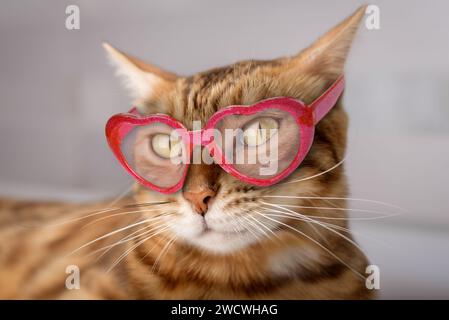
top-left (106, 76), bottom-right (345, 194)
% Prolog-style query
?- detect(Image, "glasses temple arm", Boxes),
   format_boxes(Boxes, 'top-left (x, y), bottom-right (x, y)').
top-left (310, 75), bottom-right (345, 125)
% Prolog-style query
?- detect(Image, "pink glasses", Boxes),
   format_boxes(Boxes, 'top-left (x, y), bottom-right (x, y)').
top-left (106, 76), bottom-right (345, 194)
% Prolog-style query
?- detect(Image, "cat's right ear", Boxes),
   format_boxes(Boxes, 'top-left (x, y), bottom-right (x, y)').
top-left (286, 5), bottom-right (366, 80)
top-left (103, 42), bottom-right (178, 98)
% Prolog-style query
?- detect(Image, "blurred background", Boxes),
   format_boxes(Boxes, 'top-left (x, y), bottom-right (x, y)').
top-left (0, 0), bottom-right (448, 298)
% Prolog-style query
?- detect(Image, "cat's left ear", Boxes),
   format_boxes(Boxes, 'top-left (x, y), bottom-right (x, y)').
top-left (288, 5), bottom-right (366, 79)
top-left (103, 42), bottom-right (178, 98)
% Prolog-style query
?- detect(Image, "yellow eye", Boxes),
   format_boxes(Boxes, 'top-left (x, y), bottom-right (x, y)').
top-left (243, 117), bottom-right (278, 146)
top-left (151, 134), bottom-right (182, 159)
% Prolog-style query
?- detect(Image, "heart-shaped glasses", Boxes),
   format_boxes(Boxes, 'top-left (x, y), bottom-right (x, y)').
top-left (106, 76), bottom-right (344, 194)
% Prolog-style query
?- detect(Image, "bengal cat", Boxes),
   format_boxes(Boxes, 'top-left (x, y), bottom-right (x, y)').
top-left (0, 6), bottom-right (374, 299)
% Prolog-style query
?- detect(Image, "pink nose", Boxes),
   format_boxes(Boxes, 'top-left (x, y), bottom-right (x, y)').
top-left (183, 188), bottom-right (216, 216)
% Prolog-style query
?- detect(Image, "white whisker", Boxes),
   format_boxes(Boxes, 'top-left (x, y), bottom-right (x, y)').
top-left (151, 235), bottom-right (177, 273)
top-left (260, 202), bottom-right (365, 253)
top-left (46, 201), bottom-right (172, 228)
top-left (281, 154), bottom-right (347, 185)
top-left (81, 206), bottom-right (172, 228)
top-left (259, 204), bottom-right (386, 246)
top-left (67, 216), bottom-right (169, 256)
top-left (253, 211), bottom-right (365, 280)
top-left (90, 216), bottom-right (174, 260)
top-left (263, 195), bottom-right (408, 212)
top-left (107, 225), bottom-right (171, 273)
top-left (261, 203), bottom-right (401, 219)
top-left (106, 184), bottom-right (134, 207)
top-left (240, 215), bottom-right (266, 240)
top-left (243, 213), bottom-right (271, 238)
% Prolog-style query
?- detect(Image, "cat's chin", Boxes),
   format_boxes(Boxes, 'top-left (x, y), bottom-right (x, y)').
top-left (181, 228), bottom-right (258, 254)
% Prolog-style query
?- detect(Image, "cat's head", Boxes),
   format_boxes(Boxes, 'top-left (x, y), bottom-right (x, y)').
top-left (104, 7), bottom-right (365, 254)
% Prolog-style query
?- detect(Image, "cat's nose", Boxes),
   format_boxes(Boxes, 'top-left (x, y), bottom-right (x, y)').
top-left (183, 188), bottom-right (216, 216)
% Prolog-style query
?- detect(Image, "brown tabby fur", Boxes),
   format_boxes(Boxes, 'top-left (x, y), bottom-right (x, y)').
top-left (0, 6), bottom-right (374, 299)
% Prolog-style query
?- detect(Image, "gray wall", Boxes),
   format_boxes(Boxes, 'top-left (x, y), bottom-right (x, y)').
top-left (1, 0), bottom-right (449, 297)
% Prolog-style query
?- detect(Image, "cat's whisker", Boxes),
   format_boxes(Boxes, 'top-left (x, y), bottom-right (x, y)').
top-left (294, 209), bottom-right (327, 242)
top-left (68, 216), bottom-right (170, 256)
top-left (307, 215), bottom-right (400, 221)
top-left (239, 215), bottom-right (265, 241)
top-left (311, 219), bottom-right (387, 246)
top-left (260, 202), bottom-right (365, 254)
top-left (223, 210), bottom-right (268, 239)
top-left (72, 184), bottom-right (134, 227)
top-left (268, 203), bottom-right (400, 216)
top-left (138, 230), bottom-right (172, 264)
top-left (307, 189), bottom-right (408, 216)
top-left (45, 207), bottom-right (132, 227)
top-left (222, 208), bottom-right (267, 240)
top-left (102, 183), bottom-right (134, 208)
top-left (91, 225), bottom-right (168, 261)
top-left (97, 223), bottom-right (163, 249)
top-left (263, 211), bottom-right (364, 250)
top-left (240, 212), bottom-right (270, 239)
top-left (118, 214), bottom-right (173, 240)
top-left (262, 209), bottom-right (386, 248)
top-left (262, 207), bottom-right (327, 241)
top-left (151, 235), bottom-right (177, 273)
top-left (259, 205), bottom-right (350, 232)
top-left (252, 211), bottom-right (365, 280)
top-left (46, 201), bottom-right (173, 228)
top-left (90, 215), bottom-right (174, 260)
top-left (280, 154), bottom-right (347, 185)
top-left (308, 190), bottom-right (346, 210)
top-left (250, 210), bottom-right (288, 243)
top-left (256, 204), bottom-right (327, 242)
top-left (219, 208), bottom-right (272, 243)
top-left (259, 203), bottom-right (401, 220)
top-left (260, 203), bottom-right (395, 222)
top-left (262, 195), bottom-right (408, 212)
top-left (220, 209), bottom-right (245, 235)
top-left (259, 204), bottom-right (385, 247)
top-left (261, 211), bottom-right (381, 256)
top-left (240, 207), bottom-right (292, 244)
top-left (121, 201), bottom-right (174, 209)
top-left (81, 205), bottom-right (173, 228)
top-left (107, 225), bottom-right (171, 273)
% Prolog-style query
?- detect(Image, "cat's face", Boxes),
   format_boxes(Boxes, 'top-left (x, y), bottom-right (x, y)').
top-left (105, 8), bottom-right (363, 254)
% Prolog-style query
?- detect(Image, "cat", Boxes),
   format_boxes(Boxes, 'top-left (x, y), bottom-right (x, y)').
top-left (0, 6), bottom-right (374, 299)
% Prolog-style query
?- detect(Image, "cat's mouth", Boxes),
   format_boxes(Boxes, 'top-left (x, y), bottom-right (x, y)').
top-left (202, 226), bottom-right (248, 236)
top-left (189, 225), bottom-right (252, 253)
top-left (172, 211), bottom-right (258, 253)
top-left (200, 220), bottom-right (248, 237)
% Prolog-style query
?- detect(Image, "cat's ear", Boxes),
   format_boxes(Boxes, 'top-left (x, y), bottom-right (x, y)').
top-left (103, 42), bottom-right (177, 98)
top-left (288, 5), bottom-right (366, 79)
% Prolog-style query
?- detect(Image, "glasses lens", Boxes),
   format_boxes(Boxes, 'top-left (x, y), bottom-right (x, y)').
top-left (213, 108), bottom-right (300, 180)
top-left (121, 122), bottom-right (187, 189)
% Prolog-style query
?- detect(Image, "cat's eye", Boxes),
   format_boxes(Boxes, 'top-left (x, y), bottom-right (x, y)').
top-left (242, 117), bottom-right (278, 146)
top-left (151, 133), bottom-right (182, 159)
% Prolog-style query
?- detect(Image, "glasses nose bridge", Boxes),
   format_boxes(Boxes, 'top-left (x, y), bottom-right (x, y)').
top-left (188, 129), bottom-right (213, 147)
